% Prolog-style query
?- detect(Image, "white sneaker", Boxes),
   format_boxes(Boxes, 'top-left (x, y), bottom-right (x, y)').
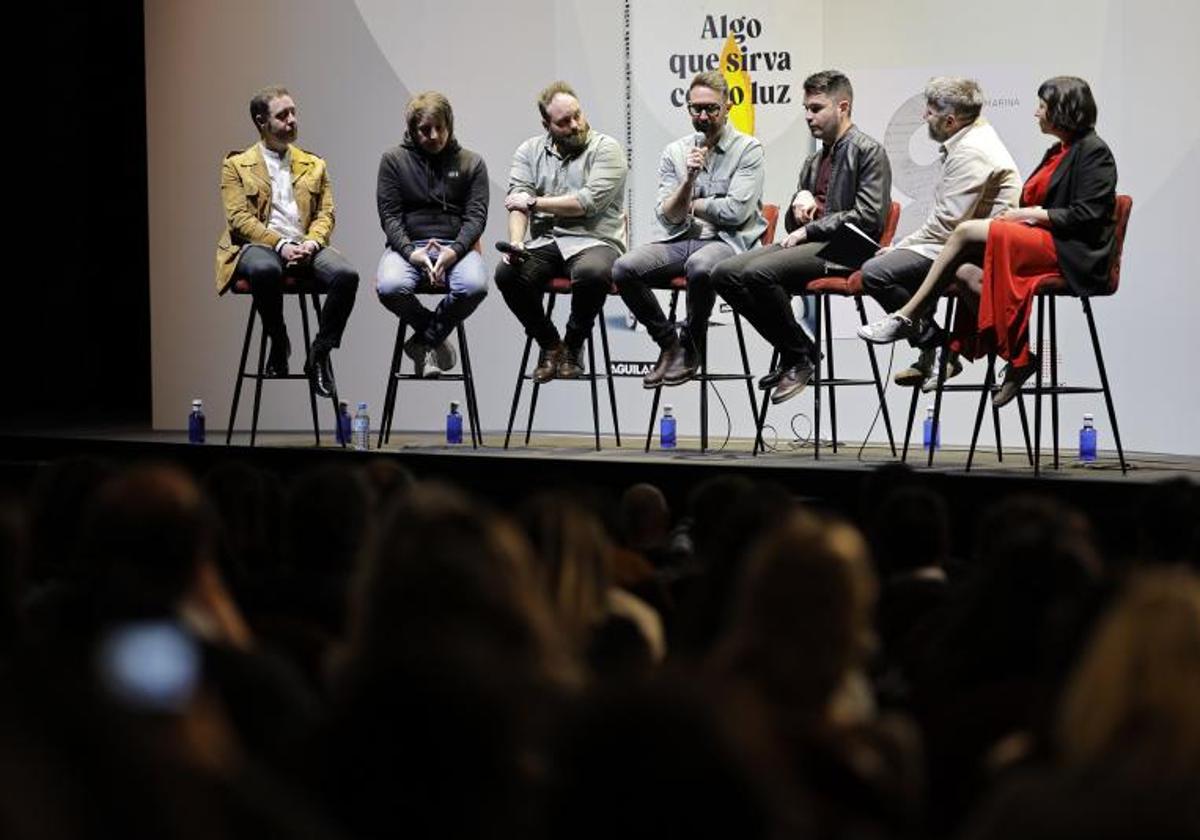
top-left (431, 337), bottom-right (458, 373)
top-left (858, 313), bottom-right (915, 344)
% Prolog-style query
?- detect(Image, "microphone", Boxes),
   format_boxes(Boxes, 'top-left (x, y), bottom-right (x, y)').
top-left (688, 132), bottom-right (707, 176)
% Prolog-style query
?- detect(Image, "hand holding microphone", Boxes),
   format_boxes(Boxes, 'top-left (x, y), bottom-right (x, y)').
top-left (686, 132), bottom-right (707, 178)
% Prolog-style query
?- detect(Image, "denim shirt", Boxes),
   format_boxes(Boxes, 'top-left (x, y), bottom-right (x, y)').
top-left (508, 129), bottom-right (628, 259)
top-left (652, 123), bottom-right (766, 253)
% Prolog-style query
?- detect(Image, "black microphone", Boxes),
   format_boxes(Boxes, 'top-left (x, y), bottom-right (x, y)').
top-left (495, 241), bottom-right (527, 262)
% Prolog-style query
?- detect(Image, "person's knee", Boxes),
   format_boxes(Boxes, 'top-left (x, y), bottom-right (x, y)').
top-left (376, 262), bottom-right (415, 300)
top-left (709, 260), bottom-right (736, 292)
top-left (241, 251), bottom-right (283, 286)
top-left (572, 260), bottom-right (612, 291)
top-left (684, 253), bottom-right (721, 287)
top-left (329, 266), bottom-right (360, 293)
top-left (610, 255), bottom-right (636, 290)
top-left (493, 260), bottom-right (521, 292)
top-left (859, 256), bottom-right (889, 295)
top-left (455, 265), bottom-right (490, 302)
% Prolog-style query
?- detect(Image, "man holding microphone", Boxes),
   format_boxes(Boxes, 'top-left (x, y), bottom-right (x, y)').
top-left (612, 71), bottom-right (766, 388)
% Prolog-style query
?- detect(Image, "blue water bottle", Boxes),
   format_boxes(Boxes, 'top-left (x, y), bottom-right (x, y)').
top-left (660, 404), bottom-right (676, 449)
top-left (335, 400), bottom-right (351, 446)
top-left (188, 399), bottom-right (205, 444)
top-left (446, 400), bottom-right (463, 445)
top-left (1079, 413), bottom-right (1097, 462)
top-left (352, 402), bottom-right (370, 451)
top-left (923, 405), bottom-right (940, 450)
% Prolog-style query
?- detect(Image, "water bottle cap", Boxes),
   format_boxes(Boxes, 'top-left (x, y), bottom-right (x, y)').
top-left (192, 398), bottom-right (202, 407)
top-left (1083, 413), bottom-right (1094, 421)
top-left (450, 400), bottom-right (461, 411)
top-left (357, 402), bottom-right (368, 410)
top-left (926, 405), bottom-right (934, 415)
top-left (663, 404), bottom-right (673, 415)
top-left (339, 400), bottom-right (349, 408)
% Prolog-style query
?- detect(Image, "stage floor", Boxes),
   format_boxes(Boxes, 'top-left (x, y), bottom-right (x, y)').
top-left (3, 425), bottom-right (1194, 562)
top-left (5, 425), bottom-right (1195, 484)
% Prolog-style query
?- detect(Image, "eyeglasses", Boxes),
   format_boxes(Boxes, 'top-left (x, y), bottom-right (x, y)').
top-left (687, 102), bottom-right (723, 116)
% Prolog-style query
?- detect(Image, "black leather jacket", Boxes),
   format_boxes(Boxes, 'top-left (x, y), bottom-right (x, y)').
top-left (376, 134), bottom-right (489, 259)
top-left (784, 125), bottom-right (891, 242)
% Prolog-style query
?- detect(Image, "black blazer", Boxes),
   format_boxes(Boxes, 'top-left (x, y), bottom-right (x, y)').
top-left (1028, 130), bottom-right (1118, 296)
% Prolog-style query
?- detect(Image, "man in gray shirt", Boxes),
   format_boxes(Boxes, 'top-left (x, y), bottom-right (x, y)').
top-left (613, 71), bottom-right (766, 388)
top-left (858, 77), bottom-right (1020, 390)
top-left (495, 81), bottom-right (628, 382)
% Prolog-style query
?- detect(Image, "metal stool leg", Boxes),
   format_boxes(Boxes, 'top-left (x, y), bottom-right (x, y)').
top-left (379, 320), bottom-right (406, 447)
top-left (298, 293), bottom-right (321, 446)
top-left (227, 300), bottom-right (258, 444)
top-left (754, 349), bottom-right (779, 455)
top-left (587, 332), bottom-right (601, 451)
top-left (857, 297), bottom-right (896, 456)
top-left (598, 316), bottom-right (620, 446)
top-left (1083, 297), bottom-right (1128, 474)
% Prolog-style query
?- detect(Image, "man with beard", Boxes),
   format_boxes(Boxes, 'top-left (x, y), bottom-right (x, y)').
top-left (215, 85), bottom-right (359, 398)
top-left (857, 77), bottom-right (1019, 390)
top-left (375, 91), bottom-right (488, 376)
top-left (711, 70), bottom-right (891, 404)
top-left (495, 81), bottom-right (628, 382)
top-left (612, 70), bottom-right (766, 388)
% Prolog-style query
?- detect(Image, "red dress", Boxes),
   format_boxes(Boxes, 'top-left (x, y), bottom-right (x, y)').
top-left (954, 144), bottom-right (1069, 367)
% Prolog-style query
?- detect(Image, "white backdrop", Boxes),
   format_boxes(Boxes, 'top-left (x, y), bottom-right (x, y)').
top-left (147, 0), bottom-right (1200, 454)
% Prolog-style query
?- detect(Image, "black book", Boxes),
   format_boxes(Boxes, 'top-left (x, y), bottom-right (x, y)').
top-left (816, 221), bottom-right (880, 269)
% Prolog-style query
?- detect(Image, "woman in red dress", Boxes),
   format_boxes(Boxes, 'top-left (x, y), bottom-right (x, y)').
top-left (859, 77), bottom-right (1118, 407)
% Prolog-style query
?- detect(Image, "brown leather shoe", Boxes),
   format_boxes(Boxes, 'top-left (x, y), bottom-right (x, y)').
top-left (770, 359), bottom-right (815, 405)
top-left (558, 344), bottom-right (585, 379)
top-left (662, 342), bottom-right (700, 386)
top-left (643, 341), bottom-right (679, 389)
top-left (533, 343), bottom-right (564, 384)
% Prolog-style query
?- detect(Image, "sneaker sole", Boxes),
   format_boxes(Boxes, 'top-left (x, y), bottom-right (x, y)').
top-left (893, 369), bottom-right (927, 387)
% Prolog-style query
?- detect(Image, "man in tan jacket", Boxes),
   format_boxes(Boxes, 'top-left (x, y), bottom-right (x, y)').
top-left (215, 85), bottom-right (358, 398)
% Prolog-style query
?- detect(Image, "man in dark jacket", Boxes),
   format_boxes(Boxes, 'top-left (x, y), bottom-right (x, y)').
top-left (376, 92), bottom-right (489, 376)
top-left (712, 70), bottom-right (891, 404)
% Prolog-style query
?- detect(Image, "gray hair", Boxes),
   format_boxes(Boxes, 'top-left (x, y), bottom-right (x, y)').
top-left (924, 77), bottom-right (983, 122)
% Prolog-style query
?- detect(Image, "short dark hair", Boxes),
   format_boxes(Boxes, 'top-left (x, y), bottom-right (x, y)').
top-left (803, 70), bottom-right (854, 107)
top-left (689, 71), bottom-right (728, 101)
top-left (406, 91), bottom-right (454, 140)
top-left (1037, 76), bottom-right (1098, 136)
top-left (250, 85), bottom-right (291, 129)
top-left (538, 81), bottom-right (578, 121)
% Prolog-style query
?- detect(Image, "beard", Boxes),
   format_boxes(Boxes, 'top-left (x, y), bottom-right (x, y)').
top-left (555, 123), bottom-right (590, 155)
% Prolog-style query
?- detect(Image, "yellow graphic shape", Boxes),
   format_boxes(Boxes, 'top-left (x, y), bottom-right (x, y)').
top-left (721, 34), bottom-right (754, 135)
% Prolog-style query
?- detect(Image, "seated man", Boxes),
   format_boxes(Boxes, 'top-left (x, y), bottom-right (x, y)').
top-left (712, 70), bottom-right (891, 404)
top-left (495, 81), bottom-right (628, 382)
top-left (376, 91), bottom-right (488, 376)
top-left (613, 71), bottom-right (766, 388)
top-left (857, 77), bottom-right (1019, 390)
top-left (215, 85), bottom-right (359, 398)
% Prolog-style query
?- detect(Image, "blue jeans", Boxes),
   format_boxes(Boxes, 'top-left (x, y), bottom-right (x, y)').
top-left (376, 243), bottom-right (488, 345)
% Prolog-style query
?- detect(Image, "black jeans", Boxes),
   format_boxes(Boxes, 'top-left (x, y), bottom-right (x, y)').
top-left (711, 242), bottom-right (835, 364)
top-left (235, 244), bottom-right (359, 353)
top-left (494, 242), bottom-right (616, 350)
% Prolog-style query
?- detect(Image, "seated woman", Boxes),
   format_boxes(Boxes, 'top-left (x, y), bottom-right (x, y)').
top-left (858, 76), bottom-right (1118, 407)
